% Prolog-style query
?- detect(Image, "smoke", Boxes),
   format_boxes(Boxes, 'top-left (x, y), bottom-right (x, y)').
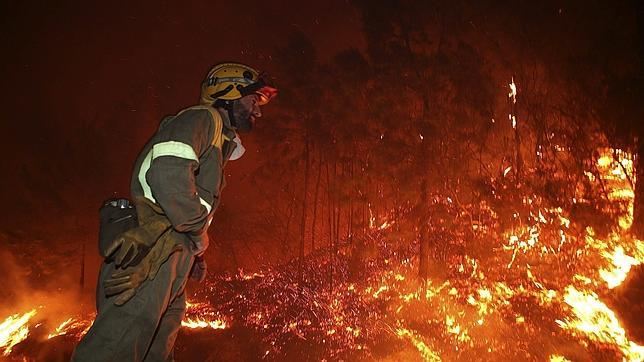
top-left (0, 232), bottom-right (91, 325)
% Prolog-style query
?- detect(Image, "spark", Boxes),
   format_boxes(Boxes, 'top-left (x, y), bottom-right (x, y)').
top-left (508, 77), bottom-right (517, 103)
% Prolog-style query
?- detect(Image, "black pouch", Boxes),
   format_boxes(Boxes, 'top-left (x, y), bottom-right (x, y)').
top-left (98, 198), bottom-right (139, 258)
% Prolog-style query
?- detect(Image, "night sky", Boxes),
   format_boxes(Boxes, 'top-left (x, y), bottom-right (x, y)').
top-left (0, 0), bottom-right (362, 235)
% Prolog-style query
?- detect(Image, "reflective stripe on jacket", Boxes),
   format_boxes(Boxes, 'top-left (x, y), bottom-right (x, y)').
top-left (130, 105), bottom-right (236, 253)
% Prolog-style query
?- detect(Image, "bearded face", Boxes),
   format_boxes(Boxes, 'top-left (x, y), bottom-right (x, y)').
top-left (231, 94), bottom-right (261, 132)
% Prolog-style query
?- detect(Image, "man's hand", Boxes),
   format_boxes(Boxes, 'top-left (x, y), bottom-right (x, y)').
top-left (104, 216), bottom-right (171, 268)
top-left (104, 229), bottom-right (183, 306)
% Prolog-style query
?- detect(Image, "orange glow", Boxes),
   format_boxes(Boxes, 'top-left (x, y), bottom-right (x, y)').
top-left (181, 318), bottom-right (228, 330)
top-left (0, 309), bottom-right (36, 356)
top-left (47, 317), bottom-right (74, 339)
top-left (396, 327), bottom-right (441, 361)
top-left (1, 147), bottom-right (642, 361)
top-left (556, 286), bottom-right (643, 360)
top-left (599, 246), bottom-right (640, 289)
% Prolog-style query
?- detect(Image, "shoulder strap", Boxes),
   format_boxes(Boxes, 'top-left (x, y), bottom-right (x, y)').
top-left (176, 105), bottom-right (225, 150)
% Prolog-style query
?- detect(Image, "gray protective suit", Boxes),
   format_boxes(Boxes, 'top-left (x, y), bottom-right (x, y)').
top-left (72, 105), bottom-right (237, 361)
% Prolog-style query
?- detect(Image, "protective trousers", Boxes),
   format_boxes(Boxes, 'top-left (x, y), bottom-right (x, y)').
top-left (72, 230), bottom-right (194, 361)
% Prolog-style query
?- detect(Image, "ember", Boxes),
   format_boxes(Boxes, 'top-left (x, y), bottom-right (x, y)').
top-left (2, 147), bottom-right (642, 361)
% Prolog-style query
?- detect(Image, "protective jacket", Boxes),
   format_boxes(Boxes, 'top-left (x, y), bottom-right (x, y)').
top-left (130, 105), bottom-right (237, 254)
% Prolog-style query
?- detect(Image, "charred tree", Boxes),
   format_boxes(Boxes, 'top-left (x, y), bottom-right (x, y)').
top-left (311, 149), bottom-right (322, 251)
top-left (633, 137), bottom-right (644, 239)
top-left (282, 196), bottom-right (296, 255)
top-left (298, 135), bottom-right (310, 287)
top-left (632, 2), bottom-right (644, 239)
top-left (418, 178), bottom-right (431, 280)
top-left (79, 241), bottom-right (85, 294)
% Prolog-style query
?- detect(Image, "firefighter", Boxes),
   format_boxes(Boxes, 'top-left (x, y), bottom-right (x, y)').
top-left (72, 62), bottom-right (277, 361)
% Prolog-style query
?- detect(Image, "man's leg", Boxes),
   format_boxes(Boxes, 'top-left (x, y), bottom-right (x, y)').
top-left (72, 243), bottom-right (193, 362)
top-left (144, 292), bottom-right (187, 362)
top-left (144, 243), bottom-right (194, 362)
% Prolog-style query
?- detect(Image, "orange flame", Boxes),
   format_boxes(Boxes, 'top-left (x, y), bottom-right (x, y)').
top-left (396, 327), bottom-right (441, 361)
top-left (556, 286), bottom-right (643, 360)
top-left (47, 317), bottom-right (74, 339)
top-left (181, 317), bottom-right (227, 330)
top-left (0, 309), bottom-right (36, 356)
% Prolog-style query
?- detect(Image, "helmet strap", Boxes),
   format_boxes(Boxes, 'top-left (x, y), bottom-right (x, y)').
top-left (214, 99), bottom-right (239, 129)
top-left (227, 107), bottom-right (239, 129)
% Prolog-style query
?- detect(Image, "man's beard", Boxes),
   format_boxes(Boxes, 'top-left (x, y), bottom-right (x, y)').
top-left (230, 101), bottom-right (254, 132)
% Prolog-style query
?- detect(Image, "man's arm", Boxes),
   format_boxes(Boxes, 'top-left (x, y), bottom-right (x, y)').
top-left (146, 108), bottom-right (215, 253)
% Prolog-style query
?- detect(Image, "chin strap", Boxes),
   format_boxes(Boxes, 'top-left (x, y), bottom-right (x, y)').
top-left (213, 99), bottom-right (239, 130)
top-left (227, 107), bottom-right (239, 129)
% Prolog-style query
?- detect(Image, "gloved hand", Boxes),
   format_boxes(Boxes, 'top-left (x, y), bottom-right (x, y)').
top-left (104, 229), bottom-right (183, 306)
top-left (103, 215), bottom-right (172, 268)
top-left (189, 256), bottom-right (207, 282)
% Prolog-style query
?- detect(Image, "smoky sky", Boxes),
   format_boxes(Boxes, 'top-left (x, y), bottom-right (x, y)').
top-left (0, 0), bottom-right (363, 234)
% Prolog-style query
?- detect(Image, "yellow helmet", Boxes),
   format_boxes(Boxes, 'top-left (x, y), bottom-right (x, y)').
top-left (200, 62), bottom-right (277, 106)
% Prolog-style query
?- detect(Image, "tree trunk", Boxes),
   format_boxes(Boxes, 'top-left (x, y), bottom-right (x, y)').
top-left (311, 149), bottom-right (322, 251)
top-left (326, 161), bottom-right (334, 291)
top-left (283, 196), bottom-right (295, 255)
top-left (348, 157), bottom-right (354, 243)
top-left (418, 178), bottom-right (430, 280)
top-left (334, 160), bottom-right (340, 248)
top-left (510, 80), bottom-right (523, 181)
top-left (327, 161), bottom-right (333, 243)
top-left (298, 135), bottom-right (310, 287)
top-left (632, 136), bottom-right (644, 239)
top-left (632, 0), bottom-right (644, 239)
top-left (79, 241), bottom-right (85, 294)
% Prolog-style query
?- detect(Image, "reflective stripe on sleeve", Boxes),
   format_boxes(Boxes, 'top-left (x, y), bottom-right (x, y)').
top-left (152, 141), bottom-right (198, 161)
top-left (138, 151), bottom-right (156, 203)
top-left (199, 197), bottom-right (212, 213)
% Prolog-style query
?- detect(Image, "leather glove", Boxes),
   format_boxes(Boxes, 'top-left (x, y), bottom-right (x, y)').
top-left (104, 215), bottom-right (172, 268)
top-left (104, 229), bottom-right (183, 306)
top-left (189, 256), bottom-right (207, 282)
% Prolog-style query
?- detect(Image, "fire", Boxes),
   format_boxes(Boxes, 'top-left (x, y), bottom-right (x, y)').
top-left (0, 309), bottom-right (36, 356)
top-left (508, 77), bottom-right (517, 103)
top-left (592, 148), bottom-right (636, 229)
top-left (378, 220), bottom-right (392, 230)
top-left (599, 246), bottom-right (641, 289)
top-left (1, 147), bottom-right (642, 361)
top-left (45, 317), bottom-right (93, 339)
top-left (556, 286), bottom-right (643, 360)
top-left (47, 317), bottom-right (74, 339)
top-left (181, 318), bottom-right (228, 330)
top-left (396, 327), bottom-right (441, 361)
top-left (549, 355), bottom-right (572, 362)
